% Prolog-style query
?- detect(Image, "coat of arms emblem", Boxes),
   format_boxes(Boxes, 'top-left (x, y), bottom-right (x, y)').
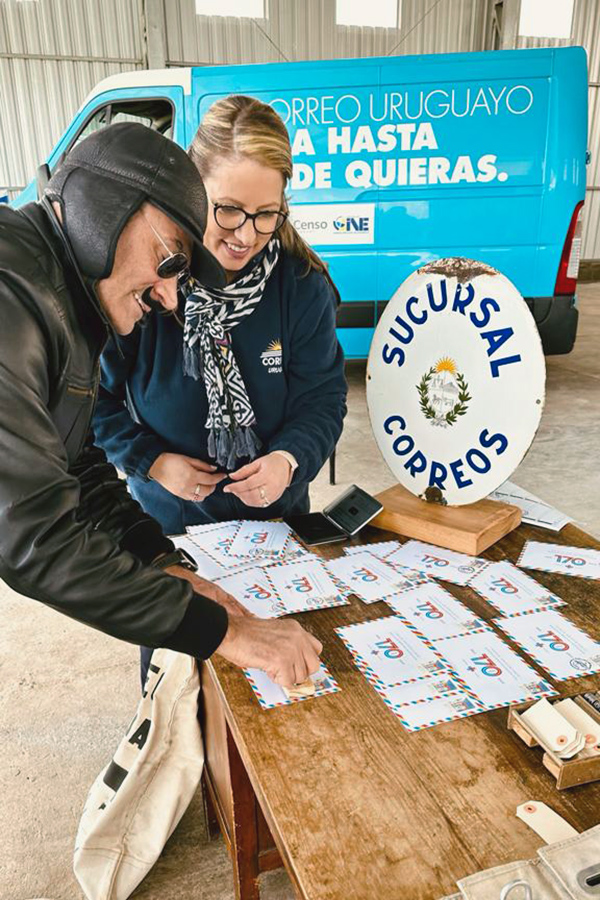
top-left (417, 357), bottom-right (471, 428)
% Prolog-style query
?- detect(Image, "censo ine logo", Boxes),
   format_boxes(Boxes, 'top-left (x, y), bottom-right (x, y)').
top-left (261, 339), bottom-right (282, 374)
top-left (333, 215), bottom-right (370, 233)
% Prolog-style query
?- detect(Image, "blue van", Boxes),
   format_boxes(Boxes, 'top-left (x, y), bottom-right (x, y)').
top-left (15, 46), bottom-right (588, 358)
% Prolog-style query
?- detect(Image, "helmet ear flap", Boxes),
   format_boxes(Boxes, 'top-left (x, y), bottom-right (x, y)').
top-left (52, 168), bottom-right (145, 280)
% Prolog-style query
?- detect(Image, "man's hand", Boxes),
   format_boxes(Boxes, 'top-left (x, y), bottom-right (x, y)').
top-left (223, 453), bottom-right (292, 508)
top-left (164, 566), bottom-right (253, 618)
top-left (149, 452), bottom-right (225, 502)
top-left (216, 616), bottom-right (323, 687)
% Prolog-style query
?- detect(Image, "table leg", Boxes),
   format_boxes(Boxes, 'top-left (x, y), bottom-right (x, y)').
top-left (227, 723), bottom-right (261, 900)
top-left (202, 772), bottom-right (221, 840)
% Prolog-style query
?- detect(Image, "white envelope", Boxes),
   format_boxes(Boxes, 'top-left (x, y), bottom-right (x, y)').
top-left (173, 535), bottom-right (227, 580)
top-left (326, 551), bottom-right (424, 604)
top-left (378, 674), bottom-right (465, 707)
top-left (267, 558), bottom-right (349, 613)
top-left (344, 540), bottom-right (400, 559)
top-left (469, 559), bottom-right (564, 615)
top-left (386, 581), bottom-right (485, 640)
top-left (216, 566), bottom-right (286, 618)
top-left (184, 521), bottom-right (240, 565)
top-left (244, 663), bottom-right (340, 709)
top-left (518, 541), bottom-right (600, 580)
top-left (336, 615), bottom-right (448, 687)
top-left (386, 540), bottom-right (488, 586)
top-left (390, 691), bottom-right (483, 732)
top-left (496, 609), bottom-right (600, 681)
top-left (433, 628), bottom-right (556, 708)
top-left (227, 520), bottom-right (294, 558)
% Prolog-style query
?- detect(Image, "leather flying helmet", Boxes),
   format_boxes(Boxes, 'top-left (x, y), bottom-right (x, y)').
top-left (45, 122), bottom-right (225, 287)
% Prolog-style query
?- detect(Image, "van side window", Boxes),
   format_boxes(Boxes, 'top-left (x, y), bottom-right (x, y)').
top-left (70, 99), bottom-right (174, 151)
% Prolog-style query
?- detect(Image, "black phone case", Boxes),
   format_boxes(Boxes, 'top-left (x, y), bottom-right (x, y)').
top-left (323, 485), bottom-right (383, 536)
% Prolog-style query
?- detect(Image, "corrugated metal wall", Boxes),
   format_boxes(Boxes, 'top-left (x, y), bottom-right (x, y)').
top-left (514, 0), bottom-right (600, 261)
top-left (165, 0), bottom-right (489, 66)
top-left (0, 0), bottom-right (145, 199)
top-left (0, 0), bottom-right (598, 259)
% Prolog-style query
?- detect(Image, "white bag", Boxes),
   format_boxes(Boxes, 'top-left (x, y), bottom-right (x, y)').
top-left (74, 649), bottom-right (204, 900)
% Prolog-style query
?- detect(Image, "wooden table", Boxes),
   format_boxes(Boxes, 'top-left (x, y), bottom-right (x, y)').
top-left (200, 522), bottom-right (600, 900)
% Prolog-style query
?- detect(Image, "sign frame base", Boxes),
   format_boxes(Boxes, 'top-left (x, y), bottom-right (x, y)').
top-left (371, 484), bottom-right (522, 555)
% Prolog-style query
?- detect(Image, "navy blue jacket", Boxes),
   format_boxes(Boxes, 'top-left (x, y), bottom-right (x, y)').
top-left (93, 252), bottom-right (347, 534)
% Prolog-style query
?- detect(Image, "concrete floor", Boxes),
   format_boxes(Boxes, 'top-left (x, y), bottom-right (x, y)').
top-left (1, 284), bottom-right (599, 900)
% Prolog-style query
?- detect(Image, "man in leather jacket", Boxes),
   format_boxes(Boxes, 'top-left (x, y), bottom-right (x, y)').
top-left (0, 123), bottom-right (321, 687)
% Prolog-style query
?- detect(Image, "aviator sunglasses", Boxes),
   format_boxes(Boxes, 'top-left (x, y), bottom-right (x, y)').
top-left (144, 211), bottom-right (190, 281)
top-left (138, 213), bottom-right (191, 315)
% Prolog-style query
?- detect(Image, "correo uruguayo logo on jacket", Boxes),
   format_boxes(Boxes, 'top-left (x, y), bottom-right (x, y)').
top-left (261, 340), bottom-right (282, 374)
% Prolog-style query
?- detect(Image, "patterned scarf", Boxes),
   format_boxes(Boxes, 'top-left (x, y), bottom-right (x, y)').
top-left (181, 238), bottom-right (280, 468)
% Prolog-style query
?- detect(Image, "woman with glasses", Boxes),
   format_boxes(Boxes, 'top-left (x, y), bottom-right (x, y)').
top-left (93, 94), bottom-right (347, 543)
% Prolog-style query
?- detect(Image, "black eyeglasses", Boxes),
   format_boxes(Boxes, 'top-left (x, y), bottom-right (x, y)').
top-left (144, 212), bottom-right (190, 280)
top-left (213, 202), bottom-right (287, 235)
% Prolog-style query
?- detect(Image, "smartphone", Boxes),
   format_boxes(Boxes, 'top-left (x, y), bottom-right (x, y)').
top-left (323, 485), bottom-right (383, 536)
top-left (285, 485), bottom-right (383, 546)
top-left (283, 512), bottom-right (346, 546)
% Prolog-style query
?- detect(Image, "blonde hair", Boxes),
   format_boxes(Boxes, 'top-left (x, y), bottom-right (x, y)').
top-left (189, 95), bottom-right (339, 298)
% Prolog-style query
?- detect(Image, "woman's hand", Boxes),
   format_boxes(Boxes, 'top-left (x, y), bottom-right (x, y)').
top-left (223, 452), bottom-right (292, 508)
top-left (148, 452), bottom-right (225, 502)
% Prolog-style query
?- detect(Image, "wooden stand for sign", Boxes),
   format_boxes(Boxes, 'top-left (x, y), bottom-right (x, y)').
top-left (370, 483), bottom-right (521, 555)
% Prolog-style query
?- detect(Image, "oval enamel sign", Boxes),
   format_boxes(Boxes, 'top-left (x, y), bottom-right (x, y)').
top-left (366, 258), bottom-right (546, 506)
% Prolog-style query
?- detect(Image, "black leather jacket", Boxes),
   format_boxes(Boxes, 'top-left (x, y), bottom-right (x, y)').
top-left (0, 201), bottom-right (227, 657)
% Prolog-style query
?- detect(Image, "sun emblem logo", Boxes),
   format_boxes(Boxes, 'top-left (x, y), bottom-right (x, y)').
top-left (260, 338), bottom-right (283, 373)
top-left (417, 357), bottom-right (471, 427)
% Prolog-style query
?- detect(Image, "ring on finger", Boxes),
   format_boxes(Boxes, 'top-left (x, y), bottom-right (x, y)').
top-left (193, 483), bottom-right (202, 500)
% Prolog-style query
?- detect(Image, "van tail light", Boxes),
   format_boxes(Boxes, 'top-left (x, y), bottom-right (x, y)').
top-left (555, 201), bottom-right (584, 295)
